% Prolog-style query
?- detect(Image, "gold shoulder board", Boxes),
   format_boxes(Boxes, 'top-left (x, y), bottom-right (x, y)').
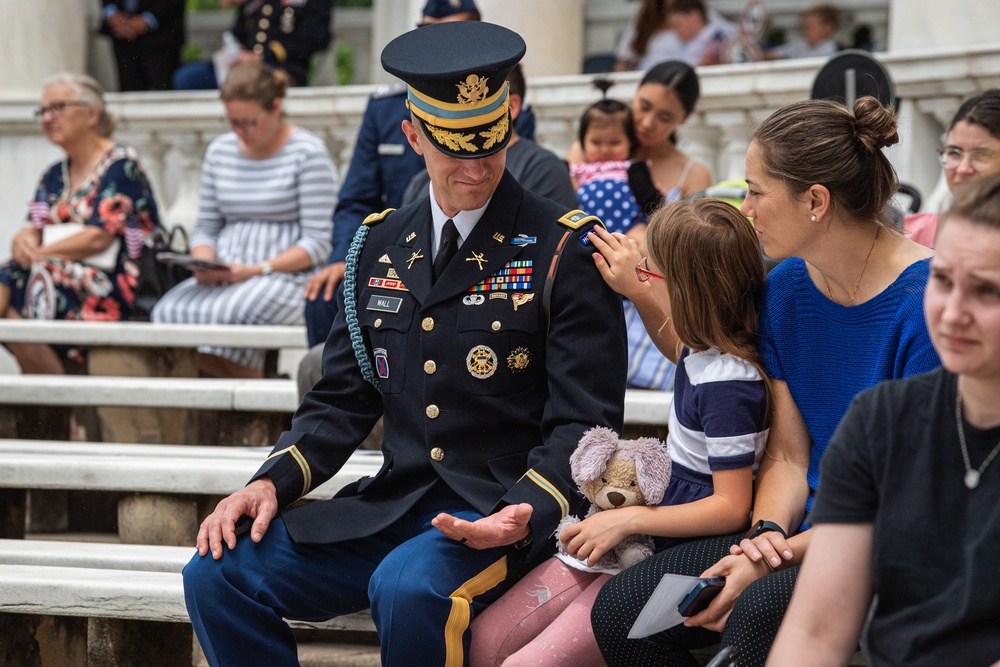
top-left (363, 208), bottom-right (396, 226)
top-left (557, 209), bottom-right (605, 230)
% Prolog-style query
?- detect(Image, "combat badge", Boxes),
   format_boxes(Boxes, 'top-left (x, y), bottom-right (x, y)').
top-left (511, 234), bottom-right (536, 246)
top-left (507, 347), bottom-right (530, 373)
top-left (466, 345), bottom-right (497, 379)
top-left (374, 348), bottom-right (389, 379)
top-left (466, 251), bottom-right (488, 270)
top-left (512, 292), bottom-right (535, 312)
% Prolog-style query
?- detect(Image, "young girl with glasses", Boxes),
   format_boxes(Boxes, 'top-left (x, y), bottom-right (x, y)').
top-left (469, 198), bottom-right (770, 666)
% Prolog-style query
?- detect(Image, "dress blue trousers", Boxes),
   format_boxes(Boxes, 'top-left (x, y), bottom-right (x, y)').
top-left (183, 490), bottom-right (520, 666)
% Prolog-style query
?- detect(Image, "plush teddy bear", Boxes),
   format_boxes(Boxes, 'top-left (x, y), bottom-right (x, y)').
top-left (556, 426), bottom-right (671, 570)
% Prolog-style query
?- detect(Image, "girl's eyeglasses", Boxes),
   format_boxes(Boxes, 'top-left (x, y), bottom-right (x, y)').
top-left (635, 257), bottom-right (664, 282)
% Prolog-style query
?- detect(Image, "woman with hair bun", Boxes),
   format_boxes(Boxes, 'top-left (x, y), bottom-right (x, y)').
top-left (152, 60), bottom-right (336, 378)
top-left (591, 97), bottom-right (941, 667)
top-left (0, 72), bottom-right (160, 373)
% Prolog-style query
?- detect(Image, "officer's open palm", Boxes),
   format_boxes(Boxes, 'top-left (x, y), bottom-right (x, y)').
top-left (432, 503), bottom-right (532, 550)
top-left (197, 478), bottom-right (278, 560)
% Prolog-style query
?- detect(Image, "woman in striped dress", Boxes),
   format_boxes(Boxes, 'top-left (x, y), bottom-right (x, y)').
top-left (152, 61), bottom-right (336, 378)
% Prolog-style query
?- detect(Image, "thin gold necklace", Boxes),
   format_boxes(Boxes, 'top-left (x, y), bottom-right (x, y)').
top-left (955, 376), bottom-right (1000, 490)
top-left (825, 227), bottom-right (880, 305)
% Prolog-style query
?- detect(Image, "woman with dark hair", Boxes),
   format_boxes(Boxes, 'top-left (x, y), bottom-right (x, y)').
top-left (0, 72), bottom-right (159, 373)
top-left (152, 60), bottom-right (335, 378)
top-left (591, 97), bottom-right (940, 667)
top-left (905, 88), bottom-right (1000, 247)
top-left (572, 60), bottom-right (712, 392)
top-left (572, 60), bottom-right (711, 211)
top-left (771, 173), bottom-right (1000, 666)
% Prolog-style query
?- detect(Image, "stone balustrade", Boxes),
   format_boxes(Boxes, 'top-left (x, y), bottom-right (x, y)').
top-left (1, 42), bottom-right (999, 250)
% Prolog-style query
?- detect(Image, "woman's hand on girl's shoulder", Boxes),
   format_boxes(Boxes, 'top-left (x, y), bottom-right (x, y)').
top-left (588, 226), bottom-right (646, 301)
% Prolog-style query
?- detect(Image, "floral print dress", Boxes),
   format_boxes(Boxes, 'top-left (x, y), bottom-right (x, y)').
top-left (0, 144), bottom-right (160, 329)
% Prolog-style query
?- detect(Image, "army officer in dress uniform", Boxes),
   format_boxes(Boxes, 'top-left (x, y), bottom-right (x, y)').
top-left (183, 21), bottom-right (627, 667)
top-left (173, 0), bottom-right (332, 90)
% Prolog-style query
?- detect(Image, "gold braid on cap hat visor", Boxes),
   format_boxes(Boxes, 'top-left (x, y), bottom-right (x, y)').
top-left (406, 81), bottom-right (510, 130)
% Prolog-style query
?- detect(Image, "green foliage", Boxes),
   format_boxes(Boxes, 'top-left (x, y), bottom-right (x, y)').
top-left (186, 0), bottom-right (222, 11)
top-left (335, 42), bottom-right (354, 86)
top-left (181, 43), bottom-right (204, 63)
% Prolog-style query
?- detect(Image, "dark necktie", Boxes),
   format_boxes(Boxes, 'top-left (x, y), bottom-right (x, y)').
top-left (432, 219), bottom-right (460, 281)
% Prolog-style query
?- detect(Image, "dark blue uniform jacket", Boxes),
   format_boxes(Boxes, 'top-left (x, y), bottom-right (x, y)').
top-left (255, 172), bottom-right (627, 565)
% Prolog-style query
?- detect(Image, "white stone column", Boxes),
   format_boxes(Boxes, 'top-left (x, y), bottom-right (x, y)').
top-left (888, 0), bottom-right (1000, 51)
top-left (477, 0), bottom-right (584, 77)
top-left (369, 0), bottom-right (424, 84)
top-left (0, 1), bottom-right (90, 96)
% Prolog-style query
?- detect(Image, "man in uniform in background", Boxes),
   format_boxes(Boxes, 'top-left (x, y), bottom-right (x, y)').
top-left (173, 0), bottom-right (332, 90)
top-left (301, 0), bottom-right (482, 356)
top-left (183, 20), bottom-right (627, 667)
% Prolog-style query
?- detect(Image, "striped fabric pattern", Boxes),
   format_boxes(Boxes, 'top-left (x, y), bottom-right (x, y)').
top-left (152, 129), bottom-right (337, 369)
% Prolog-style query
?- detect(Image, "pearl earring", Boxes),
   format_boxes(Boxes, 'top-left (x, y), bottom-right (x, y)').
top-left (811, 215), bottom-right (817, 222)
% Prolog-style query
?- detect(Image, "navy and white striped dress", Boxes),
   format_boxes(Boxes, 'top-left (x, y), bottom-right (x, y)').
top-left (659, 347), bottom-right (769, 508)
top-left (152, 128), bottom-right (336, 369)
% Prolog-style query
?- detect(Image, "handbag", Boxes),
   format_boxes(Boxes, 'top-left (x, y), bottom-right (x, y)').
top-left (132, 225), bottom-right (190, 321)
top-left (42, 223), bottom-right (121, 273)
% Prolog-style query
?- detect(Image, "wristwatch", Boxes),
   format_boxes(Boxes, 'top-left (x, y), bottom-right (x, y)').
top-left (260, 261), bottom-right (274, 276)
top-left (744, 519), bottom-right (787, 541)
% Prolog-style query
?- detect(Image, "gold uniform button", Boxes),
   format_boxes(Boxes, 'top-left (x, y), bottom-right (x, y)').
top-left (424, 360), bottom-right (437, 374)
top-left (259, 18), bottom-right (270, 29)
top-left (426, 404), bottom-right (440, 419)
top-left (430, 447), bottom-right (445, 461)
top-left (262, 4), bottom-right (273, 15)
top-left (422, 317), bottom-right (434, 331)
top-left (252, 44), bottom-right (264, 55)
top-left (256, 31), bottom-right (267, 42)
top-left (374, 318), bottom-right (383, 328)
top-left (492, 321), bottom-right (502, 331)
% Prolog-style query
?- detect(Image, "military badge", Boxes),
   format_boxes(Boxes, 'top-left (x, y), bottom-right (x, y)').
top-left (374, 348), bottom-right (389, 379)
top-left (406, 250), bottom-right (424, 269)
top-left (489, 293), bottom-right (508, 300)
top-left (468, 260), bottom-right (532, 292)
top-left (507, 347), bottom-right (530, 373)
top-left (512, 292), bottom-right (535, 312)
top-left (466, 251), bottom-right (487, 270)
top-left (378, 254), bottom-right (392, 264)
top-left (492, 232), bottom-right (505, 243)
top-left (511, 234), bottom-right (536, 246)
top-left (368, 277), bottom-right (408, 291)
top-left (406, 232), bottom-right (417, 243)
top-left (463, 294), bottom-right (485, 306)
top-left (466, 345), bottom-right (497, 379)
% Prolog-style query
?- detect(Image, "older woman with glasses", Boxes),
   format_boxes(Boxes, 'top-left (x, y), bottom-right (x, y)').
top-left (152, 60), bottom-right (336, 378)
top-left (0, 72), bottom-right (160, 373)
top-left (905, 89), bottom-right (1000, 248)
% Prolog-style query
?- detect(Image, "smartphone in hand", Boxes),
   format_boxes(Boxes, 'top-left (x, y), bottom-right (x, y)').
top-left (677, 576), bottom-right (725, 617)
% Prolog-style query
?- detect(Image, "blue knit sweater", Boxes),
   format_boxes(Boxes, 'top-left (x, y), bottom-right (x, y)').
top-left (758, 257), bottom-right (940, 511)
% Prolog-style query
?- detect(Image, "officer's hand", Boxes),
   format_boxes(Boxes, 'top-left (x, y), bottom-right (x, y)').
top-left (196, 478), bottom-right (278, 560)
top-left (432, 503), bottom-right (533, 550)
top-left (304, 262), bottom-right (346, 302)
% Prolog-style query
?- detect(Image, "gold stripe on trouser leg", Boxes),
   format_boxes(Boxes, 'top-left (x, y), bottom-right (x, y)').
top-left (443, 555), bottom-right (508, 667)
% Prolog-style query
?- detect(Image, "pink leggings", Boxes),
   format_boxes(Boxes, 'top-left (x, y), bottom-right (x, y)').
top-left (469, 558), bottom-right (611, 667)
